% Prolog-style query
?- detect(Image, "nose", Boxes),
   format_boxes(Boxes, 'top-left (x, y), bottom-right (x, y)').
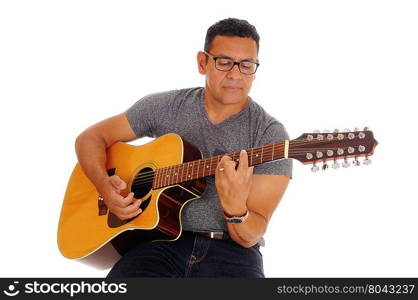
top-left (226, 63), bottom-right (242, 80)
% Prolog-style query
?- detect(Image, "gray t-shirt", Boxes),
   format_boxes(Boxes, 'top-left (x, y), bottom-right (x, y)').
top-left (125, 87), bottom-right (292, 244)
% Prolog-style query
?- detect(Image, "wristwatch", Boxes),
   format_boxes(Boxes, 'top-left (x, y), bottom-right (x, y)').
top-left (223, 210), bottom-right (249, 224)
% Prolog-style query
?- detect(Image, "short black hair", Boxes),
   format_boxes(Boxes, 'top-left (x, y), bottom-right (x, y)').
top-left (204, 18), bottom-right (260, 53)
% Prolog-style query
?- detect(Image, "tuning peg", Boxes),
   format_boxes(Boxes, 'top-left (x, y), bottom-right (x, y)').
top-left (311, 162), bottom-right (320, 172)
top-left (313, 130), bottom-right (320, 133)
top-left (353, 157), bottom-right (361, 166)
top-left (333, 129), bottom-right (339, 133)
top-left (343, 128), bottom-right (351, 132)
top-left (363, 126), bottom-right (369, 131)
top-left (363, 156), bottom-right (372, 165)
top-left (354, 127), bottom-right (360, 132)
top-left (323, 129), bottom-right (331, 133)
top-left (342, 158), bottom-right (351, 168)
top-left (322, 162), bottom-right (329, 170)
top-left (332, 159), bottom-right (340, 169)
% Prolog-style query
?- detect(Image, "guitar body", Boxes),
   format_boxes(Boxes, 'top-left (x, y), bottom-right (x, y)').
top-left (58, 133), bottom-right (207, 259)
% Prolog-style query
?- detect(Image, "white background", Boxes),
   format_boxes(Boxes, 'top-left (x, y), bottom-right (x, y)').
top-left (1, 0), bottom-right (417, 277)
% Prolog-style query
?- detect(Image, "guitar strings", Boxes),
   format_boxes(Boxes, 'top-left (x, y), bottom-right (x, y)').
top-left (132, 136), bottom-right (371, 186)
top-left (129, 145), bottom-right (368, 187)
top-left (131, 145), bottom-right (366, 186)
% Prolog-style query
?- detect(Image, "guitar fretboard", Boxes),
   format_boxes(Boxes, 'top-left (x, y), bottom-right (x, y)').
top-left (152, 140), bottom-right (286, 189)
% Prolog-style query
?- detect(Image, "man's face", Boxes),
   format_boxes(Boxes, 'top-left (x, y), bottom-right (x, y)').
top-left (198, 35), bottom-right (258, 105)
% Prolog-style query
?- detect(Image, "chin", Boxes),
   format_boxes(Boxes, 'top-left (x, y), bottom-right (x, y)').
top-left (219, 91), bottom-right (247, 104)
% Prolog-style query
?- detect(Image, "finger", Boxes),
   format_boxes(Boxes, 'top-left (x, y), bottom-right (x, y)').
top-left (216, 155), bottom-right (232, 173)
top-left (217, 155), bottom-right (232, 167)
top-left (247, 166), bottom-right (254, 177)
top-left (223, 160), bottom-right (237, 175)
top-left (120, 192), bottom-right (137, 207)
top-left (237, 150), bottom-right (249, 173)
top-left (112, 192), bottom-right (134, 208)
top-left (120, 207), bottom-right (143, 220)
top-left (121, 199), bottom-right (142, 216)
top-left (110, 175), bottom-right (127, 191)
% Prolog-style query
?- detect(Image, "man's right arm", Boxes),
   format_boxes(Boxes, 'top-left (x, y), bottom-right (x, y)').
top-left (75, 112), bottom-right (143, 220)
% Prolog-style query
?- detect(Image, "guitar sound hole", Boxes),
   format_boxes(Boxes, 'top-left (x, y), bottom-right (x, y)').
top-left (131, 167), bottom-right (153, 199)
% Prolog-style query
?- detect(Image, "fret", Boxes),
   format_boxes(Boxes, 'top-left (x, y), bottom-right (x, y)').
top-left (154, 169), bottom-right (158, 188)
top-left (170, 165), bottom-right (174, 185)
top-left (158, 168), bottom-right (162, 188)
top-left (272, 143), bottom-right (274, 161)
top-left (161, 168), bottom-right (165, 187)
top-left (188, 162), bottom-right (193, 180)
top-left (206, 158), bottom-right (211, 176)
top-left (153, 169), bottom-right (157, 188)
top-left (253, 147), bottom-right (260, 164)
top-left (165, 166), bottom-right (170, 186)
top-left (195, 161), bottom-right (198, 179)
top-left (203, 158), bottom-right (206, 176)
top-left (180, 163), bottom-right (185, 183)
top-left (261, 145), bottom-right (264, 163)
top-left (206, 157), bottom-right (212, 175)
top-left (167, 166), bottom-right (171, 186)
top-left (185, 161), bottom-right (189, 181)
top-left (176, 165), bottom-right (180, 184)
top-left (173, 165), bottom-right (177, 184)
top-left (250, 148), bottom-right (253, 166)
top-left (172, 165), bottom-right (176, 185)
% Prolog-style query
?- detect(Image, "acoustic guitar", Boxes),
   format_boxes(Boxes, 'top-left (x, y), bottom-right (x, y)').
top-left (57, 128), bottom-right (378, 259)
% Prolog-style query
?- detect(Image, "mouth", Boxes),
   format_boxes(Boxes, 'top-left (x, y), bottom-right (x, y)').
top-left (223, 86), bottom-right (242, 91)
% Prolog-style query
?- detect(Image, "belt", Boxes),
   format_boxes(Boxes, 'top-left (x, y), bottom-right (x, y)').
top-left (194, 231), bottom-right (229, 240)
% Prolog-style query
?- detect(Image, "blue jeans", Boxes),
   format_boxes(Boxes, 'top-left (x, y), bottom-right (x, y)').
top-left (106, 231), bottom-right (264, 278)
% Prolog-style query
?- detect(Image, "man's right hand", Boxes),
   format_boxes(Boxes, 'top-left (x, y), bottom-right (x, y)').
top-left (98, 175), bottom-right (142, 221)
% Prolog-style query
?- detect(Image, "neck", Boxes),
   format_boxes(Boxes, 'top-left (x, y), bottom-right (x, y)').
top-left (153, 140), bottom-right (287, 189)
top-left (204, 87), bottom-right (249, 124)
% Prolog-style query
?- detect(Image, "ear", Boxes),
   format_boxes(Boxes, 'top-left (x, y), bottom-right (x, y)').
top-left (197, 51), bottom-right (207, 75)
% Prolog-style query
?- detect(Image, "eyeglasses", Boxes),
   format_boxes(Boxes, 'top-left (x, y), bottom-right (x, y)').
top-left (203, 51), bottom-right (260, 75)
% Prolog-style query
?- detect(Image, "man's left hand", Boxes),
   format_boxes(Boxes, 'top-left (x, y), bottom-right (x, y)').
top-left (215, 150), bottom-right (254, 216)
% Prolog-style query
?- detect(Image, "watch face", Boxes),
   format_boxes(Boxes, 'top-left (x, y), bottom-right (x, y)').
top-left (227, 217), bottom-right (243, 224)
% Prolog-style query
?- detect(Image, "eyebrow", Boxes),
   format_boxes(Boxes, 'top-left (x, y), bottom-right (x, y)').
top-left (214, 53), bottom-right (258, 62)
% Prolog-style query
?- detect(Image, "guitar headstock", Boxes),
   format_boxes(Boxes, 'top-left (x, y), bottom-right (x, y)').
top-left (289, 127), bottom-right (378, 172)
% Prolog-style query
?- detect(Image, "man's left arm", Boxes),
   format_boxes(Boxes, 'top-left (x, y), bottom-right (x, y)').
top-left (215, 150), bottom-right (290, 248)
top-left (227, 174), bottom-right (289, 248)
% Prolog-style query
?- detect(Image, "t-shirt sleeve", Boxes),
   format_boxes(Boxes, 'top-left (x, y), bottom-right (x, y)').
top-left (253, 121), bottom-right (293, 179)
top-left (124, 91), bottom-right (174, 138)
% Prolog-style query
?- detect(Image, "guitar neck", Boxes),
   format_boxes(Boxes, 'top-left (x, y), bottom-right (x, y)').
top-left (152, 128), bottom-right (378, 189)
top-left (153, 141), bottom-right (287, 189)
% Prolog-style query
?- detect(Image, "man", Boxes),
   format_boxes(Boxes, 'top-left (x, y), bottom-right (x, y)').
top-left (75, 18), bottom-right (292, 277)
